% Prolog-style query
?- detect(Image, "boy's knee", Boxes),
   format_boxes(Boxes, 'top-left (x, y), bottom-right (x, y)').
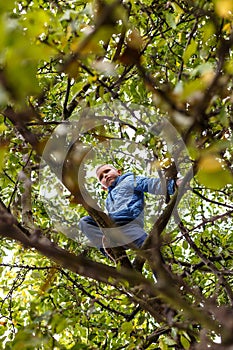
top-left (79, 216), bottom-right (98, 231)
top-left (79, 216), bottom-right (88, 230)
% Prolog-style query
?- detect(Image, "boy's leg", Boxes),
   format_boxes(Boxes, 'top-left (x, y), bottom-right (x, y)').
top-left (79, 216), bottom-right (104, 249)
top-left (79, 216), bottom-right (116, 258)
top-left (79, 218), bottom-right (148, 260)
top-left (131, 233), bottom-right (147, 248)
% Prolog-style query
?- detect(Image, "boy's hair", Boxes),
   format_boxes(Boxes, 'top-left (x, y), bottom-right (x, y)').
top-left (95, 164), bottom-right (117, 175)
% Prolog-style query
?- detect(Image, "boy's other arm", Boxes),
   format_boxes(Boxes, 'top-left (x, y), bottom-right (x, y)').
top-left (135, 176), bottom-right (175, 196)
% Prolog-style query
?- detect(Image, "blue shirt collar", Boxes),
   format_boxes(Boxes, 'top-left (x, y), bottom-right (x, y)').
top-left (108, 172), bottom-right (133, 191)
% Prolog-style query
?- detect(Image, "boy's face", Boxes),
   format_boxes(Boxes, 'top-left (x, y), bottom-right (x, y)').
top-left (96, 165), bottom-right (121, 188)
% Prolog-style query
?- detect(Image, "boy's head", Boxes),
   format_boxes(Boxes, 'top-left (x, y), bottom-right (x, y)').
top-left (96, 164), bottom-right (121, 188)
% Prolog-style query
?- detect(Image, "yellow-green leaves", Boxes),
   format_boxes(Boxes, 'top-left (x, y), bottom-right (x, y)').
top-left (225, 58), bottom-right (233, 74)
top-left (214, 0), bottom-right (233, 18)
top-left (0, 0), bottom-right (15, 13)
top-left (173, 62), bottom-right (215, 102)
top-left (201, 22), bottom-right (215, 43)
top-left (0, 138), bottom-right (9, 173)
top-left (165, 12), bottom-right (177, 29)
top-left (197, 154), bottom-right (233, 189)
top-left (165, 2), bottom-right (184, 29)
top-left (183, 39), bottom-right (198, 64)
top-left (21, 10), bottom-right (50, 38)
top-left (0, 6), bottom-right (59, 105)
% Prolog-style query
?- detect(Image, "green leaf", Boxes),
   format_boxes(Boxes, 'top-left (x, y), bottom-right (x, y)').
top-left (121, 321), bottom-right (133, 333)
top-left (182, 240), bottom-right (189, 250)
top-left (9, 328), bottom-right (44, 349)
top-left (225, 58), bottom-right (233, 74)
top-left (0, 0), bottom-right (15, 13)
top-left (171, 2), bottom-right (184, 15)
top-left (197, 155), bottom-right (233, 189)
top-left (51, 314), bottom-right (68, 333)
top-left (201, 22), bottom-right (215, 43)
top-left (181, 78), bottom-right (205, 100)
top-left (180, 335), bottom-right (190, 349)
top-left (0, 142), bottom-right (8, 173)
top-left (183, 39), bottom-right (198, 63)
top-left (159, 337), bottom-right (169, 350)
top-left (166, 12), bottom-right (176, 29)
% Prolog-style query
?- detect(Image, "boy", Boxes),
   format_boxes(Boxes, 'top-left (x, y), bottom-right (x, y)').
top-left (79, 164), bottom-right (177, 254)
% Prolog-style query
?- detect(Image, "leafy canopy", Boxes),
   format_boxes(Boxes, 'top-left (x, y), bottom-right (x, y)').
top-left (0, 0), bottom-right (233, 349)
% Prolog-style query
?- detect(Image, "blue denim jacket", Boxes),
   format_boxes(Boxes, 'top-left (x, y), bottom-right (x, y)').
top-left (106, 172), bottom-right (175, 227)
